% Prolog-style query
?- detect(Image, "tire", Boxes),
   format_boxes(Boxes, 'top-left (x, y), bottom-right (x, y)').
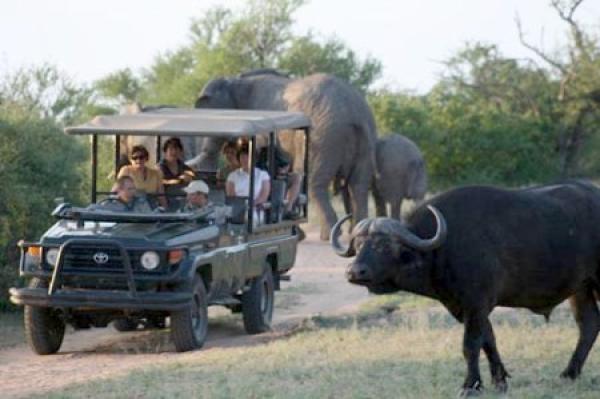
top-left (242, 264), bottom-right (274, 334)
top-left (113, 318), bottom-right (139, 332)
top-left (24, 278), bottom-right (65, 355)
top-left (170, 275), bottom-right (209, 352)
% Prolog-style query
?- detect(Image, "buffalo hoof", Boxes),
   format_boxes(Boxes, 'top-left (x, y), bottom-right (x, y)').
top-left (560, 368), bottom-right (580, 380)
top-left (458, 381), bottom-right (483, 397)
top-left (493, 379), bottom-right (508, 393)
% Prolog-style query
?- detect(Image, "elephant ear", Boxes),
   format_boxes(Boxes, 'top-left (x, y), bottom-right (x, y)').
top-left (195, 78), bottom-right (233, 108)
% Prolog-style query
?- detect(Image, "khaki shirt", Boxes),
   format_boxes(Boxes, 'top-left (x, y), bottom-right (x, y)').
top-left (117, 165), bottom-right (163, 194)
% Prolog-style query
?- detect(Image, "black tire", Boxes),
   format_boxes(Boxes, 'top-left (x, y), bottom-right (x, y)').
top-left (113, 318), bottom-right (139, 332)
top-left (24, 278), bottom-right (65, 355)
top-left (170, 275), bottom-right (209, 352)
top-left (242, 264), bottom-right (274, 334)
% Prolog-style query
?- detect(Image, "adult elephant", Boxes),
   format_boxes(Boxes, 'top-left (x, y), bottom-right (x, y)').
top-left (336, 133), bottom-right (427, 220)
top-left (191, 69), bottom-right (378, 240)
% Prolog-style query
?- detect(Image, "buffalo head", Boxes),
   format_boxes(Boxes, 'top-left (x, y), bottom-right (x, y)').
top-left (330, 206), bottom-right (447, 294)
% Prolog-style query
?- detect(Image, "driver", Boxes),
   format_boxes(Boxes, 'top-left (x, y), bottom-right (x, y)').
top-left (94, 176), bottom-right (152, 213)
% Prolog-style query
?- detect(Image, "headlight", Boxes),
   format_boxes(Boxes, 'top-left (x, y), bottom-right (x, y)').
top-left (45, 248), bottom-right (60, 267)
top-left (140, 251), bottom-right (160, 270)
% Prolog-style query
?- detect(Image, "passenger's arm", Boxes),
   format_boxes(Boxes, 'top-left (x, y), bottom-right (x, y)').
top-left (156, 169), bottom-right (167, 208)
top-left (226, 181), bottom-right (236, 197)
top-left (255, 175), bottom-right (271, 206)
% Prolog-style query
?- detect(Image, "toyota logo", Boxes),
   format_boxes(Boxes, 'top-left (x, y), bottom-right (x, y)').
top-left (93, 252), bottom-right (109, 264)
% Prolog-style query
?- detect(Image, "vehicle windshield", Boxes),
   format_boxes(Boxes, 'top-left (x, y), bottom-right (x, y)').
top-left (52, 204), bottom-right (213, 224)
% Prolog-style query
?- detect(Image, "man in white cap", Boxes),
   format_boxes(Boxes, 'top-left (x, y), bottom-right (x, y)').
top-left (182, 180), bottom-right (212, 212)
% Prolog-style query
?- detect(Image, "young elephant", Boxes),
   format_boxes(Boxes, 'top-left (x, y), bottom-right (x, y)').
top-left (335, 134), bottom-right (427, 220)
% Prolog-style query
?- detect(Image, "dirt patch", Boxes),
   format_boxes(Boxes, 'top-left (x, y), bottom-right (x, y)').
top-left (0, 225), bottom-right (369, 398)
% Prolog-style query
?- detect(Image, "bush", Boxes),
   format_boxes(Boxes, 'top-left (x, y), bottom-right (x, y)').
top-left (0, 108), bottom-right (86, 309)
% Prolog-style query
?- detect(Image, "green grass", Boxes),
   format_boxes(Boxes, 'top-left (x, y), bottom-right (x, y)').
top-left (28, 295), bottom-right (600, 399)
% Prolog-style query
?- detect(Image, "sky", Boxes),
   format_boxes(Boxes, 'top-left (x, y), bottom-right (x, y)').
top-left (1, 0), bottom-right (599, 93)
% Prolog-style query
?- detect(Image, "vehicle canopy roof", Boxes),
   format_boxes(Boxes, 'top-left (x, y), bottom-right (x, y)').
top-left (65, 108), bottom-right (311, 137)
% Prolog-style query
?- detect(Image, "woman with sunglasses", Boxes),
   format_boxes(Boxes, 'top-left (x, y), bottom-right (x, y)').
top-left (117, 145), bottom-right (167, 208)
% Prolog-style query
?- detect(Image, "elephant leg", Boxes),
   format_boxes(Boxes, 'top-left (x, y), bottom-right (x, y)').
top-left (372, 184), bottom-right (387, 217)
top-left (341, 185), bottom-right (353, 235)
top-left (310, 174), bottom-right (339, 241)
top-left (347, 176), bottom-right (370, 230)
top-left (390, 200), bottom-right (402, 220)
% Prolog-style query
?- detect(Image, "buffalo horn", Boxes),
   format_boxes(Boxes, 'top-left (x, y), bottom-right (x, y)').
top-left (330, 214), bottom-right (355, 257)
top-left (378, 205), bottom-right (447, 251)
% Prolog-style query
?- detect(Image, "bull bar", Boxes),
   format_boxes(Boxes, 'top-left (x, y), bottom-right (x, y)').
top-left (9, 238), bottom-right (192, 311)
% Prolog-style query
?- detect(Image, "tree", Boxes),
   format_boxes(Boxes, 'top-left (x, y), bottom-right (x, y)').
top-left (0, 105), bottom-right (87, 309)
top-left (280, 34), bottom-right (382, 93)
top-left (0, 64), bottom-right (98, 125)
top-left (517, 0), bottom-right (600, 176)
top-left (99, 0), bottom-right (382, 106)
top-left (94, 68), bottom-right (142, 105)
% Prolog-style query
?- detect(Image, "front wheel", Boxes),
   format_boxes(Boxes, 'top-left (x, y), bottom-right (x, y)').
top-left (242, 264), bottom-right (274, 334)
top-left (24, 278), bottom-right (65, 355)
top-left (170, 275), bottom-right (209, 352)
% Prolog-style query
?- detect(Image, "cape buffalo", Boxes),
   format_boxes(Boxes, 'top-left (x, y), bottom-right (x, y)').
top-left (331, 181), bottom-right (600, 395)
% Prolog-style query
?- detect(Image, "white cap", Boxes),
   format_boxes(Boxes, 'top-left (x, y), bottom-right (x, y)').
top-left (183, 180), bottom-right (210, 195)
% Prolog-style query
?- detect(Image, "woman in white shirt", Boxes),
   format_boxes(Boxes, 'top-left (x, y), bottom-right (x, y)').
top-left (226, 145), bottom-right (271, 223)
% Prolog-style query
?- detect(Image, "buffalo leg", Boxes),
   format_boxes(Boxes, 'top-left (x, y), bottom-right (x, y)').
top-left (561, 288), bottom-right (600, 379)
top-left (481, 318), bottom-right (510, 391)
top-left (460, 313), bottom-right (486, 396)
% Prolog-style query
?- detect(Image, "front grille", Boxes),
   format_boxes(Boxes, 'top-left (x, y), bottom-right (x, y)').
top-left (41, 244), bottom-right (168, 274)
top-left (64, 244), bottom-right (125, 272)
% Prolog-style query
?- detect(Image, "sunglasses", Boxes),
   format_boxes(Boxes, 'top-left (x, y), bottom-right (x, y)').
top-left (131, 155), bottom-right (147, 161)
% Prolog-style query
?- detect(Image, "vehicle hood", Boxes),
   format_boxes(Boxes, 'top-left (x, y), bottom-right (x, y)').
top-left (41, 220), bottom-right (220, 245)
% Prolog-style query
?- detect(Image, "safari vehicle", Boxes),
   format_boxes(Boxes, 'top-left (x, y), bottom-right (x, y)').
top-left (9, 108), bottom-right (310, 354)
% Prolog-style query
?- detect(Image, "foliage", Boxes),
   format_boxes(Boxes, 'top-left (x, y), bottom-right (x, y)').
top-left (0, 63), bottom-right (101, 126)
top-left (96, 0), bottom-right (382, 106)
top-left (0, 106), bottom-right (87, 309)
top-left (279, 34), bottom-right (382, 93)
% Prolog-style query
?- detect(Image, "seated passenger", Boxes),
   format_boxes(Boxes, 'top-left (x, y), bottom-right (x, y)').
top-left (181, 180), bottom-right (212, 213)
top-left (159, 137), bottom-right (195, 210)
top-left (216, 141), bottom-right (240, 188)
top-left (256, 140), bottom-right (302, 220)
top-left (226, 144), bottom-right (270, 224)
top-left (93, 176), bottom-right (152, 213)
top-left (117, 145), bottom-right (167, 207)
top-left (226, 145), bottom-right (270, 206)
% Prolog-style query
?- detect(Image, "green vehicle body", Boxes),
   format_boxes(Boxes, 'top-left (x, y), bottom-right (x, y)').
top-left (9, 108), bottom-right (311, 353)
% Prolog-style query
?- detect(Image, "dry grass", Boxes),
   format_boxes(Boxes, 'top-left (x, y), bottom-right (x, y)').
top-left (31, 294), bottom-right (600, 399)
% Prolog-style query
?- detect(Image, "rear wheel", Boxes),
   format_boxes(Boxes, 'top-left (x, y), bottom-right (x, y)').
top-left (24, 278), bottom-right (65, 355)
top-left (170, 275), bottom-right (209, 352)
top-left (242, 264), bottom-right (274, 334)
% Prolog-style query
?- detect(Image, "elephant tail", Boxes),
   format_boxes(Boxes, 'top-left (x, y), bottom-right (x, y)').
top-left (358, 119), bottom-right (379, 181)
top-left (408, 159), bottom-right (427, 200)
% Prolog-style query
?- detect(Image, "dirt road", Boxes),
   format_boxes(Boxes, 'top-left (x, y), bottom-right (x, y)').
top-left (0, 227), bottom-right (369, 398)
